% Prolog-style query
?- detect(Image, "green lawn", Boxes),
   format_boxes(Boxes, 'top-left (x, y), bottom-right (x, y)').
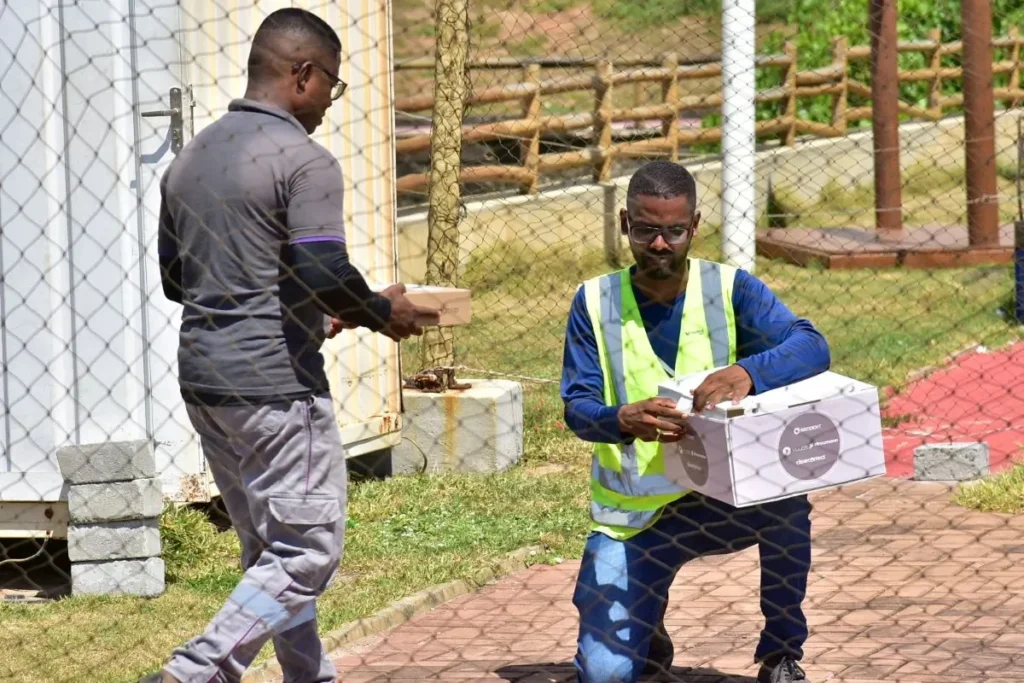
top-left (2, 194), bottom-right (1021, 682)
top-left (954, 464), bottom-right (1024, 514)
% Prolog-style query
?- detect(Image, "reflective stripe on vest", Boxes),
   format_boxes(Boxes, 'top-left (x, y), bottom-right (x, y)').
top-left (583, 259), bottom-right (737, 533)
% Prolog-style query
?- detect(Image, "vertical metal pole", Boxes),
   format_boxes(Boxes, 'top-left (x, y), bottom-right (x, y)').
top-left (869, 0), bottom-right (904, 238)
top-left (962, 0), bottom-right (1000, 247)
top-left (721, 0), bottom-right (757, 273)
top-left (422, 0), bottom-right (469, 369)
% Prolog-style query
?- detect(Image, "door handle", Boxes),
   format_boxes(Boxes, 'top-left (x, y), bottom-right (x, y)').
top-left (141, 87), bottom-right (184, 154)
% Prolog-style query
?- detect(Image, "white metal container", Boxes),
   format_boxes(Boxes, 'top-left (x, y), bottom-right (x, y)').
top-left (0, 0), bottom-right (402, 536)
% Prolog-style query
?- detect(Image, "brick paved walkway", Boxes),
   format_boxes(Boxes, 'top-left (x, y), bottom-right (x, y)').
top-left (283, 479), bottom-right (1024, 682)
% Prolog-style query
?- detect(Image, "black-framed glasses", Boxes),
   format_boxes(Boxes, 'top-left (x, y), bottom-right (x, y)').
top-left (293, 61), bottom-right (348, 100)
top-left (626, 216), bottom-right (695, 245)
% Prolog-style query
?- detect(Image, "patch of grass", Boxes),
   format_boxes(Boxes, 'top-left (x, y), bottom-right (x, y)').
top-left (471, 19), bottom-right (502, 41)
top-left (528, 0), bottom-right (582, 12)
top-left (506, 34), bottom-right (549, 57)
top-left (997, 160), bottom-right (1022, 183)
top-left (775, 165), bottom-right (1019, 230)
top-left (816, 178), bottom-right (876, 211)
top-left (881, 413), bottom-right (914, 429)
top-left (954, 464), bottom-right (1024, 513)
top-left (160, 504), bottom-right (239, 586)
top-left (901, 162), bottom-right (965, 196)
top-left (593, 0), bottom-right (718, 28)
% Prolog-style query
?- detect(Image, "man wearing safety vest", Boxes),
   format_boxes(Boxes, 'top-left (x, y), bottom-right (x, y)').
top-left (560, 160), bottom-right (831, 683)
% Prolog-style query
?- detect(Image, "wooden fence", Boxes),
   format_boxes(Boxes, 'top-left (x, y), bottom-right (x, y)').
top-left (394, 29), bottom-right (1024, 197)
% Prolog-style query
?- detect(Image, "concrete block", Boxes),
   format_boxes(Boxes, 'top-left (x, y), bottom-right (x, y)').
top-left (57, 440), bottom-right (156, 484)
top-left (393, 379), bottom-right (523, 475)
top-left (68, 478), bottom-right (164, 523)
top-left (914, 442), bottom-right (989, 481)
top-left (67, 519), bottom-right (161, 562)
top-left (71, 557), bottom-right (165, 597)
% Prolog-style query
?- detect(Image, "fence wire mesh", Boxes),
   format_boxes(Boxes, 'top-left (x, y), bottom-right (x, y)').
top-left (1, 1), bottom-right (1024, 682)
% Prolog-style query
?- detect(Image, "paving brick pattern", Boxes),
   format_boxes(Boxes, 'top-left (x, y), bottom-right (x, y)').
top-left (275, 479), bottom-right (1024, 682)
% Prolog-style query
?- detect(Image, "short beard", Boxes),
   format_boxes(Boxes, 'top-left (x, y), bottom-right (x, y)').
top-left (637, 250), bottom-right (687, 280)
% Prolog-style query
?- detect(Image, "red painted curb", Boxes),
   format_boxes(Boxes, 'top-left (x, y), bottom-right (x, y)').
top-left (882, 342), bottom-right (1024, 477)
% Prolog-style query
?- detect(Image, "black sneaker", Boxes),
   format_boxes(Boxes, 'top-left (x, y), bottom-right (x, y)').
top-left (757, 657), bottom-right (808, 683)
top-left (640, 621), bottom-right (675, 676)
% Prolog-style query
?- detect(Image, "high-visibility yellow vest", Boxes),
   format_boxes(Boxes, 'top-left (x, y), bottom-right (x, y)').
top-left (582, 258), bottom-right (738, 540)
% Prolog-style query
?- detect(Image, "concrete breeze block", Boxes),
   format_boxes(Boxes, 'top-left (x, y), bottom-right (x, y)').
top-left (68, 519), bottom-right (162, 562)
top-left (914, 442), bottom-right (989, 481)
top-left (393, 379), bottom-right (523, 475)
top-left (71, 557), bottom-right (166, 597)
top-left (68, 478), bottom-right (164, 523)
top-left (57, 440), bottom-right (156, 484)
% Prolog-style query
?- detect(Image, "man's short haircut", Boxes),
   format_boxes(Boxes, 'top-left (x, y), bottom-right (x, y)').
top-left (626, 161), bottom-right (697, 212)
top-left (249, 8), bottom-right (342, 83)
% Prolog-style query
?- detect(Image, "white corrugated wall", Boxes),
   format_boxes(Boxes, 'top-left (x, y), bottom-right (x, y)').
top-left (0, 0), bottom-right (401, 510)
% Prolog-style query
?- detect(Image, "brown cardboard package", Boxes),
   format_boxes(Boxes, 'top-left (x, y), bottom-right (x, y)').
top-left (371, 284), bottom-right (472, 327)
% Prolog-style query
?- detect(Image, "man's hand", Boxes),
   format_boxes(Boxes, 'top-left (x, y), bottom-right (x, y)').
top-left (691, 365), bottom-right (754, 413)
top-left (379, 284), bottom-right (441, 341)
top-left (617, 398), bottom-right (690, 443)
top-left (325, 317), bottom-right (357, 339)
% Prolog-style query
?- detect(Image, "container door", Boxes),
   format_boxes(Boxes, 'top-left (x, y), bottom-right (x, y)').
top-left (0, 1), bottom-right (199, 503)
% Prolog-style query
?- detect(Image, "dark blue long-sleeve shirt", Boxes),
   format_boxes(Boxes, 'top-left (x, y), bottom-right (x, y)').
top-left (560, 266), bottom-right (831, 443)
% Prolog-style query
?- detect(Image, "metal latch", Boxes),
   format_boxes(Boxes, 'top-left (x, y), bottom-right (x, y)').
top-left (141, 87), bottom-right (184, 153)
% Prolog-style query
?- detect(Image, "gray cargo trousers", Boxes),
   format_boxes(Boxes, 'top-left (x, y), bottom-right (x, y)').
top-left (165, 394), bottom-right (347, 683)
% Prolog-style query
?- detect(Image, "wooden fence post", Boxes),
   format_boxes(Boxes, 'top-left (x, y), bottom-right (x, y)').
top-left (832, 36), bottom-right (848, 134)
top-left (783, 42), bottom-right (797, 146)
top-left (662, 52), bottom-right (680, 161)
top-left (593, 59), bottom-right (614, 183)
top-left (962, 0), bottom-right (1000, 247)
top-left (870, 0), bottom-right (905, 237)
top-left (521, 63), bottom-right (542, 194)
top-left (927, 28), bottom-right (943, 117)
top-left (422, 0), bottom-right (469, 370)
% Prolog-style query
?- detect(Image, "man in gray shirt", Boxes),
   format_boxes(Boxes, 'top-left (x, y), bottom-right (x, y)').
top-left (144, 8), bottom-right (437, 683)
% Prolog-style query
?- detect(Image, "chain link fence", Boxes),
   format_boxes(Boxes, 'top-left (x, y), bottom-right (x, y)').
top-left (2, 0), bottom-right (1024, 682)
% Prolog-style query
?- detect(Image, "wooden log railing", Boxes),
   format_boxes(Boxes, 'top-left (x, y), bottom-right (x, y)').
top-left (395, 29), bottom-right (1024, 196)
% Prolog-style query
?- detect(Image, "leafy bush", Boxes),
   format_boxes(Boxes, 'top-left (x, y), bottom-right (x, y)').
top-left (691, 0), bottom-right (1024, 143)
top-left (767, 0), bottom-right (1024, 123)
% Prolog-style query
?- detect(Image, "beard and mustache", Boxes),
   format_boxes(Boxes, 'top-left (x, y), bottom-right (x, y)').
top-left (636, 247), bottom-right (688, 280)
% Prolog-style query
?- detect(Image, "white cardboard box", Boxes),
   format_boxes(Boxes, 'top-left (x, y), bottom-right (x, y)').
top-left (657, 370), bottom-right (886, 507)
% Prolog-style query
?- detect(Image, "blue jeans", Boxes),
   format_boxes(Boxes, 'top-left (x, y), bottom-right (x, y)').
top-left (572, 493), bottom-right (812, 683)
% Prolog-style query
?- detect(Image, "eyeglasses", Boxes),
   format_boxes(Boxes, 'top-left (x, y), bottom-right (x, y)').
top-left (626, 216), bottom-right (695, 245)
top-left (293, 62), bottom-right (348, 101)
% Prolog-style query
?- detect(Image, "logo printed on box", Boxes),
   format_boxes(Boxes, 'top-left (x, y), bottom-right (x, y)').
top-left (777, 412), bottom-right (842, 480)
top-left (675, 432), bottom-right (709, 486)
